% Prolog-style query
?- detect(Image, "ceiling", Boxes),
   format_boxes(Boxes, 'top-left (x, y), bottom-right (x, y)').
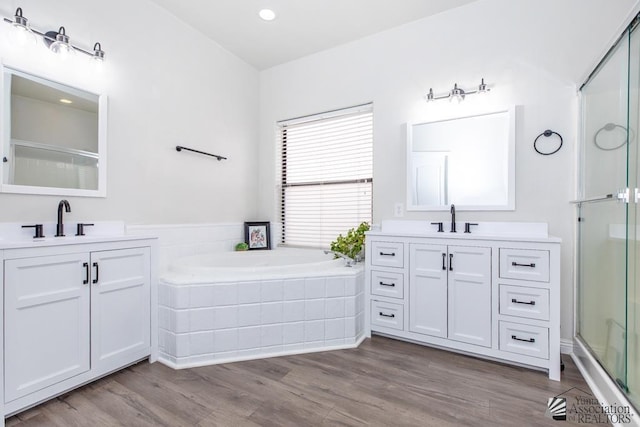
top-left (148, 0), bottom-right (478, 70)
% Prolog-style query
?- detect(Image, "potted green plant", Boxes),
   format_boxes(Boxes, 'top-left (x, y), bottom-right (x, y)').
top-left (329, 222), bottom-right (370, 262)
top-left (235, 242), bottom-right (249, 251)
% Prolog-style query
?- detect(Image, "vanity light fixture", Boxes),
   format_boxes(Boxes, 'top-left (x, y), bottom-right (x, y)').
top-left (59, 98), bottom-right (73, 104)
top-left (3, 7), bottom-right (106, 62)
top-left (425, 78), bottom-right (491, 103)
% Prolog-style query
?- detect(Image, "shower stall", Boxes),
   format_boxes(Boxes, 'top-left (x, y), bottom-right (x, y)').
top-left (576, 13), bottom-right (640, 412)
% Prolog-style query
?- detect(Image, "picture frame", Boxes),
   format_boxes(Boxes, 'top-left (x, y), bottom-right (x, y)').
top-left (244, 221), bottom-right (271, 250)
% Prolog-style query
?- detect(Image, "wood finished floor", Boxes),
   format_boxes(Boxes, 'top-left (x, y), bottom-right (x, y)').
top-left (7, 336), bottom-right (607, 426)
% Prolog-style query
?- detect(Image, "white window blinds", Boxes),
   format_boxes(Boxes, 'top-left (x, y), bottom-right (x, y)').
top-left (277, 104), bottom-right (373, 248)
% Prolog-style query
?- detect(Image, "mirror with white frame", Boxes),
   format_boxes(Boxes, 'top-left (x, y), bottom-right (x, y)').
top-left (1, 66), bottom-right (107, 197)
top-left (406, 107), bottom-right (516, 211)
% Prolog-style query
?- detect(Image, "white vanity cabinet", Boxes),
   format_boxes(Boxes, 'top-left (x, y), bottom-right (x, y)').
top-left (409, 244), bottom-right (491, 347)
top-left (365, 223), bottom-right (561, 380)
top-left (0, 236), bottom-right (157, 417)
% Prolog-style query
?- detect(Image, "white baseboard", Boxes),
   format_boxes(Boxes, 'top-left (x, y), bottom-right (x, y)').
top-left (561, 338), bottom-right (574, 355)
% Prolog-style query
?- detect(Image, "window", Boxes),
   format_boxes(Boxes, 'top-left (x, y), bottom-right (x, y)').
top-left (277, 104), bottom-right (373, 248)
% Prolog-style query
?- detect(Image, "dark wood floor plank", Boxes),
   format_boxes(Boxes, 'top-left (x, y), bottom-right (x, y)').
top-left (6, 336), bottom-right (608, 426)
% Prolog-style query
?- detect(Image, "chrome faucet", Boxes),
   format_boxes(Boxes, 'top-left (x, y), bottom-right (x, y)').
top-left (450, 204), bottom-right (456, 233)
top-left (324, 250), bottom-right (355, 267)
top-left (55, 200), bottom-right (71, 237)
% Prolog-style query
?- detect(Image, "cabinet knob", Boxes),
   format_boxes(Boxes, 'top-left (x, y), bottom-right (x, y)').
top-left (76, 223), bottom-right (95, 236)
top-left (22, 224), bottom-right (45, 238)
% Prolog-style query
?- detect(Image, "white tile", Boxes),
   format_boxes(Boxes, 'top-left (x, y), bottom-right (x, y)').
top-left (325, 318), bottom-right (345, 340)
top-left (212, 283), bottom-right (238, 306)
top-left (190, 286), bottom-right (214, 308)
top-left (283, 301), bottom-right (305, 322)
top-left (326, 277), bottom-right (345, 297)
top-left (261, 280), bottom-right (284, 302)
top-left (238, 304), bottom-right (261, 327)
top-left (344, 296), bottom-right (356, 317)
top-left (173, 309), bottom-right (190, 334)
top-left (283, 279), bottom-right (305, 300)
top-left (356, 293), bottom-right (365, 314)
top-left (213, 306), bottom-right (238, 329)
top-left (261, 324), bottom-right (283, 347)
top-left (262, 344), bottom-right (284, 354)
top-left (345, 317), bottom-right (356, 338)
top-left (357, 313), bottom-right (365, 333)
top-left (325, 298), bottom-right (345, 319)
top-left (261, 302), bottom-right (283, 324)
top-left (344, 277), bottom-right (356, 296)
top-left (158, 283), bottom-right (170, 306)
top-left (238, 281), bottom-right (261, 304)
top-left (305, 299), bottom-right (325, 321)
top-left (356, 273), bottom-right (365, 294)
top-left (190, 331), bottom-right (214, 355)
top-left (173, 286), bottom-right (190, 309)
top-left (305, 278), bottom-right (325, 299)
top-left (283, 322), bottom-right (304, 344)
top-left (213, 329), bottom-right (238, 352)
top-left (236, 348), bottom-right (263, 359)
top-left (305, 320), bottom-right (325, 342)
top-left (190, 308), bottom-right (215, 331)
top-left (158, 307), bottom-right (170, 330)
top-left (175, 334), bottom-right (190, 357)
top-left (238, 327), bottom-right (261, 350)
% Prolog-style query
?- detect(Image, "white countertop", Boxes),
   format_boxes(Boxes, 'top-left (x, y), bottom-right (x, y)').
top-left (0, 221), bottom-right (157, 250)
top-left (367, 220), bottom-right (561, 243)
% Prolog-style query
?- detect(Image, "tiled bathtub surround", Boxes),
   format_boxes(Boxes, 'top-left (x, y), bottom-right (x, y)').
top-left (159, 267), bottom-right (365, 368)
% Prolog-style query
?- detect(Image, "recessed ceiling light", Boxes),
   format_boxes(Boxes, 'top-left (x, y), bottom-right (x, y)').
top-left (59, 98), bottom-right (73, 104)
top-left (259, 9), bottom-right (276, 21)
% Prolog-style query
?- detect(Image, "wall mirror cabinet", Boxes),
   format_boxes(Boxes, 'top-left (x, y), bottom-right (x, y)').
top-left (406, 107), bottom-right (516, 211)
top-left (0, 66), bottom-right (107, 197)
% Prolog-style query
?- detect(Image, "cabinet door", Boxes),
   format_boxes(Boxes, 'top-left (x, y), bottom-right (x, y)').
top-left (409, 244), bottom-right (448, 337)
top-left (90, 247), bottom-right (151, 375)
top-left (447, 246), bottom-right (491, 347)
top-left (4, 253), bottom-right (90, 402)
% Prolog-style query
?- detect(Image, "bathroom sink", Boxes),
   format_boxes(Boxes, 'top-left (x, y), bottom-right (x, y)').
top-left (374, 220), bottom-right (549, 239)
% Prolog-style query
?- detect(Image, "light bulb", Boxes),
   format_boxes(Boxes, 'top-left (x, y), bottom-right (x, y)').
top-left (10, 8), bottom-right (37, 46)
top-left (259, 9), bottom-right (276, 21)
top-left (49, 27), bottom-right (75, 58)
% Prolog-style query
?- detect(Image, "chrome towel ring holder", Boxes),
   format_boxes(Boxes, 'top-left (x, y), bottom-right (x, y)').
top-left (534, 129), bottom-right (563, 155)
top-left (594, 123), bottom-right (632, 151)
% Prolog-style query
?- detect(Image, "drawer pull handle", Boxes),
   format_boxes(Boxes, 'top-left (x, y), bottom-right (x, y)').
top-left (449, 253), bottom-right (453, 271)
top-left (380, 281), bottom-right (396, 287)
top-left (511, 298), bottom-right (536, 306)
top-left (511, 335), bottom-right (535, 343)
top-left (92, 262), bottom-right (99, 284)
top-left (442, 253), bottom-right (446, 270)
top-left (379, 312), bottom-right (395, 318)
top-left (511, 261), bottom-right (536, 268)
top-left (379, 252), bottom-right (396, 257)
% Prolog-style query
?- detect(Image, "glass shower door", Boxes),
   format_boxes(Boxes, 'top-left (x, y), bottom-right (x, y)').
top-left (579, 31), bottom-right (630, 389)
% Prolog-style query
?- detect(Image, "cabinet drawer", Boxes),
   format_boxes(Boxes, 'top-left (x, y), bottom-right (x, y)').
top-left (371, 270), bottom-right (404, 299)
top-left (499, 249), bottom-right (549, 282)
top-left (499, 285), bottom-right (549, 321)
top-left (370, 241), bottom-right (404, 268)
top-left (499, 321), bottom-right (548, 359)
top-left (371, 300), bottom-right (404, 330)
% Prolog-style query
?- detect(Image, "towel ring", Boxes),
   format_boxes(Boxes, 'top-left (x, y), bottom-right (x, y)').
top-left (534, 130), bottom-right (563, 155)
top-left (594, 123), bottom-right (631, 151)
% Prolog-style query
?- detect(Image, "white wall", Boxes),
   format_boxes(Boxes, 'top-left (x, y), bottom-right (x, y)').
top-left (0, 0), bottom-right (259, 224)
top-left (258, 0), bottom-right (639, 342)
